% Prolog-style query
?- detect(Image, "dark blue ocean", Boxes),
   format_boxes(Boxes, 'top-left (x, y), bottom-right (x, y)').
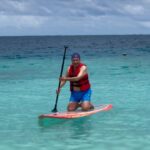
top-left (0, 35), bottom-right (150, 150)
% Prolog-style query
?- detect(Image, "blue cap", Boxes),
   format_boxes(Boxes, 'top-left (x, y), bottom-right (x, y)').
top-left (71, 53), bottom-right (80, 60)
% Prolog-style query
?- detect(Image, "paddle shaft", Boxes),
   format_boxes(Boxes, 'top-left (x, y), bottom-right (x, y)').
top-left (52, 46), bottom-right (68, 112)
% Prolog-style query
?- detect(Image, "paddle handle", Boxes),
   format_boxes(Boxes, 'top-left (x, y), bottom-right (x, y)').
top-left (52, 46), bottom-right (68, 112)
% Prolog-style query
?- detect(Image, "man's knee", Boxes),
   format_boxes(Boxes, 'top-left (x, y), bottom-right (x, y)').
top-left (67, 103), bottom-right (78, 111)
top-left (81, 102), bottom-right (94, 111)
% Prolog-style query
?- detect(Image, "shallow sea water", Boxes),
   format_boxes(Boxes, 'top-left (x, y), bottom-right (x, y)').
top-left (0, 35), bottom-right (150, 150)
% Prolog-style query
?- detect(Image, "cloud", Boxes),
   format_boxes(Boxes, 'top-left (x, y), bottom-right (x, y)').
top-left (0, 0), bottom-right (52, 16)
top-left (0, 14), bottom-right (49, 28)
top-left (123, 4), bottom-right (144, 15)
top-left (0, 0), bottom-right (150, 35)
top-left (140, 21), bottom-right (150, 28)
top-left (1, 0), bottom-right (150, 19)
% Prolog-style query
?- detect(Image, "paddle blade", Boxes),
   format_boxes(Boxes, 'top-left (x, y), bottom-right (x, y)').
top-left (52, 108), bottom-right (58, 113)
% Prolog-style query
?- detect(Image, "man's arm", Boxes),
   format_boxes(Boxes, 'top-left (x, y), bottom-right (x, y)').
top-left (56, 68), bottom-right (69, 94)
top-left (61, 66), bottom-right (87, 82)
top-left (59, 67), bottom-right (70, 87)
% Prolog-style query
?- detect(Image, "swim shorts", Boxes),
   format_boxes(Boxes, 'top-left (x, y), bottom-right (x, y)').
top-left (69, 88), bottom-right (92, 103)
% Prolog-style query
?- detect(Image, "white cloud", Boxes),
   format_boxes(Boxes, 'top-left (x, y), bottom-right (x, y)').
top-left (8, 0), bottom-right (28, 12)
top-left (123, 4), bottom-right (144, 15)
top-left (0, 0), bottom-right (31, 15)
top-left (140, 21), bottom-right (150, 28)
top-left (144, 0), bottom-right (150, 3)
top-left (0, 15), bottom-right (49, 28)
top-left (40, 6), bottom-right (52, 14)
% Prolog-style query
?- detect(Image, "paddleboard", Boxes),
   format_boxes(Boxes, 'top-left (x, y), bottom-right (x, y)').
top-left (39, 104), bottom-right (112, 119)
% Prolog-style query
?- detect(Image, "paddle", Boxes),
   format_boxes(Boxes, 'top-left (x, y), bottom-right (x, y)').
top-left (52, 46), bottom-right (68, 112)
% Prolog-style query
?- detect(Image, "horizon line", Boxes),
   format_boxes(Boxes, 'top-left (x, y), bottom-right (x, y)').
top-left (0, 33), bottom-right (150, 37)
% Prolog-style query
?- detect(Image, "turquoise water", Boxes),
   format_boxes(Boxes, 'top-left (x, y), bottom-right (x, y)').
top-left (0, 36), bottom-right (150, 150)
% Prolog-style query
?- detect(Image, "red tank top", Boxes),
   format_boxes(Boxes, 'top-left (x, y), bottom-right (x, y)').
top-left (68, 63), bottom-right (91, 91)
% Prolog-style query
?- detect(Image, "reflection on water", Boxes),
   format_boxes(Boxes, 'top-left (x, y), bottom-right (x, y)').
top-left (38, 118), bottom-right (68, 127)
top-left (38, 116), bottom-right (93, 138)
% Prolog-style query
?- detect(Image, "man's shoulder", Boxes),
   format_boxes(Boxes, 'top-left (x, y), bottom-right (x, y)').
top-left (67, 66), bottom-right (71, 71)
top-left (80, 65), bottom-right (87, 71)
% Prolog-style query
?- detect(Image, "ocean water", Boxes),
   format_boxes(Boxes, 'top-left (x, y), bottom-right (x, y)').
top-left (0, 35), bottom-right (150, 150)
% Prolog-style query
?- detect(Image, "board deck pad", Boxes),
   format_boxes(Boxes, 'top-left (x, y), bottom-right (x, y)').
top-left (39, 104), bottom-right (112, 119)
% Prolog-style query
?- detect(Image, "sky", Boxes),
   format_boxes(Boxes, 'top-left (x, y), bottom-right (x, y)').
top-left (0, 0), bottom-right (150, 36)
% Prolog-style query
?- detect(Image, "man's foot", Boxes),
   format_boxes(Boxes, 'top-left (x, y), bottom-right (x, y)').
top-left (90, 105), bottom-right (94, 110)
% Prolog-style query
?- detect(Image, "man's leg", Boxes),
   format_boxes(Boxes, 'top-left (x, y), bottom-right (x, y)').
top-left (81, 101), bottom-right (94, 111)
top-left (81, 88), bottom-right (94, 111)
top-left (67, 102), bottom-right (79, 111)
top-left (68, 90), bottom-right (81, 111)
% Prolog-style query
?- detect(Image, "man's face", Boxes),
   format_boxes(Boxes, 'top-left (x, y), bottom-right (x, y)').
top-left (72, 58), bottom-right (80, 66)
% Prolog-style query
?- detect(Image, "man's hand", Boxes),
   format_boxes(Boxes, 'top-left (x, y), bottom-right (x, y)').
top-left (60, 76), bottom-right (67, 81)
top-left (56, 88), bottom-right (61, 94)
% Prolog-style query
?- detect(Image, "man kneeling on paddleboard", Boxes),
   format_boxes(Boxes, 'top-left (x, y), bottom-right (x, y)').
top-left (57, 53), bottom-right (94, 111)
